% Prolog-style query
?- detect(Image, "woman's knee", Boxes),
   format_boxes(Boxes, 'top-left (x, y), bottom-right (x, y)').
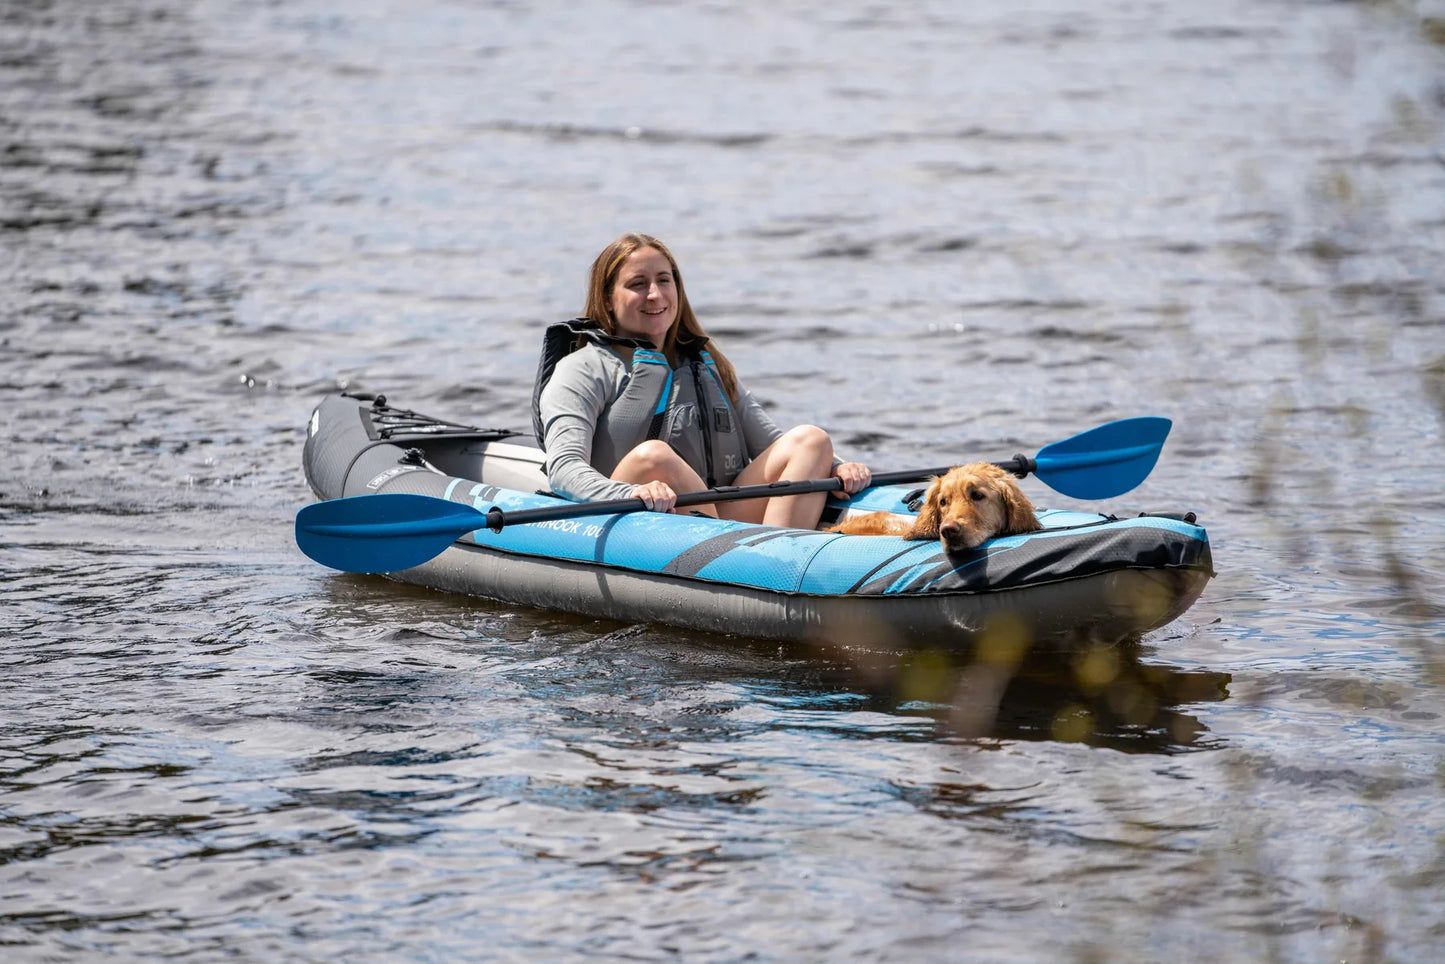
top-left (783, 424), bottom-right (833, 461)
top-left (613, 440), bottom-right (694, 485)
top-left (627, 439), bottom-right (682, 472)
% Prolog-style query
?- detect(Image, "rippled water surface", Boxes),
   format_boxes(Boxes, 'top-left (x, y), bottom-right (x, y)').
top-left (4, 0), bottom-right (1443, 959)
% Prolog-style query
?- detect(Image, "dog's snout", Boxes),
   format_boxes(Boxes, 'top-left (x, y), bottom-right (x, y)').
top-left (939, 521), bottom-right (960, 537)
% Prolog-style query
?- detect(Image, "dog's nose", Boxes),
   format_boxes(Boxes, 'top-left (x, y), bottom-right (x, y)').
top-left (939, 521), bottom-right (959, 537)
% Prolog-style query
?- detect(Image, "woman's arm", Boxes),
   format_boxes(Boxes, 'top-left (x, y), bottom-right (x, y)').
top-left (538, 351), bottom-right (639, 503)
top-left (735, 385), bottom-right (844, 469)
top-left (734, 385), bottom-right (784, 460)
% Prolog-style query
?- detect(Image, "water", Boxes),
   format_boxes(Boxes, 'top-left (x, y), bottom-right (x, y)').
top-left (3, 0), bottom-right (1443, 959)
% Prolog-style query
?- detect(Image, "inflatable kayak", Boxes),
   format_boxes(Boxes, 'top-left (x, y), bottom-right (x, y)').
top-left (300, 393), bottom-right (1214, 650)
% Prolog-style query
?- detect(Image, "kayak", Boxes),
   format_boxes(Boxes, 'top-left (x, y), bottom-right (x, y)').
top-left (301, 392), bottom-right (1214, 650)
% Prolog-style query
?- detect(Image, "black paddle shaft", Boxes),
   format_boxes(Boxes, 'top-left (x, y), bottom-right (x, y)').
top-left (481, 456), bottom-right (1037, 532)
top-left (870, 456), bottom-right (1035, 487)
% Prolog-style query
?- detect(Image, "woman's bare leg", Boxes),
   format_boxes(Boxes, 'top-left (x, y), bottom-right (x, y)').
top-left (610, 440), bottom-right (716, 517)
top-left (719, 425), bottom-right (835, 528)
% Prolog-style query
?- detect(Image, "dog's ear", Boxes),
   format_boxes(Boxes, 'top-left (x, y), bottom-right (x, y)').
top-left (906, 477), bottom-right (943, 540)
top-left (1000, 478), bottom-right (1042, 534)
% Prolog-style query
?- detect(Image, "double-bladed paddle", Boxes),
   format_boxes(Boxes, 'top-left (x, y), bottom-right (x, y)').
top-left (296, 416), bottom-right (1170, 574)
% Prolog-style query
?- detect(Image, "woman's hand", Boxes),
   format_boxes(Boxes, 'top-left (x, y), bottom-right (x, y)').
top-left (832, 461), bottom-right (872, 497)
top-left (630, 480), bottom-right (678, 513)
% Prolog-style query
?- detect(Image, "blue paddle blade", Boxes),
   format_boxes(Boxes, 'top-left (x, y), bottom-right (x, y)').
top-left (1031, 417), bottom-right (1171, 499)
top-left (295, 493), bottom-right (487, 574)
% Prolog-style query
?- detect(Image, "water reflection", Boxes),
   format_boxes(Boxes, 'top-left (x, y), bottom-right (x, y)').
top-left (780, 638), bottom-right (1230, 753)
top-left (308, 575), bottom-right (1231, 753)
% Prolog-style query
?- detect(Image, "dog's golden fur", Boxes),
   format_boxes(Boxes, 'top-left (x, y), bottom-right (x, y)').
top-left (827, 462), bottom-right (1042, 551)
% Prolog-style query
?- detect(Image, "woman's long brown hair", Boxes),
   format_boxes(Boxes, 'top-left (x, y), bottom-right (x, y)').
top-left (582, 233), bottom-right (739, 401)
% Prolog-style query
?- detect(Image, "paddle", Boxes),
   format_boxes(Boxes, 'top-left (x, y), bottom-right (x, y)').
top-left (870, 416), bottom-right (1171, 499)
top-left (295, 417), bottom-right (1169, 574)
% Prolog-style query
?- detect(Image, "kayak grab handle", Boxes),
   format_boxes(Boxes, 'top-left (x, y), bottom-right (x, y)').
top-left (1137, 510), bottom-right (1198, 524)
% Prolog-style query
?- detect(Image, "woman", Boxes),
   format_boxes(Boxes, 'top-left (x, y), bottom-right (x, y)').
top-left (535, 233), bottom-right (871, 528)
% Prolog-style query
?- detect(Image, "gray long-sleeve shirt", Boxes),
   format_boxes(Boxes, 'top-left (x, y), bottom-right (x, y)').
top-left (537, 342), bottom-right (786, 502)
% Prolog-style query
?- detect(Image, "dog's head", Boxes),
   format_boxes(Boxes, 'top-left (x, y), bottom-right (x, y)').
top-left (912, 462), bottom-right (1042, 552)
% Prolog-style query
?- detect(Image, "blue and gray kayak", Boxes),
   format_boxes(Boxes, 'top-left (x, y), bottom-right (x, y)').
top-left (301, 392), bottom-right (1214, 650)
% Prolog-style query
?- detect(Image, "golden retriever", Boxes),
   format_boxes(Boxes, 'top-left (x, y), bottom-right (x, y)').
top-left (828, 462), bottom-right (1042, 551)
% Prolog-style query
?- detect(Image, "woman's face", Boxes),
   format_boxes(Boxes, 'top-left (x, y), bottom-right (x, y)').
top-left (608, 246), bottom-right (677, 347)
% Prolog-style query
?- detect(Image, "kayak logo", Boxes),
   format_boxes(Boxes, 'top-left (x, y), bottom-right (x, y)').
top-left (535, 519), bottom-right (604, 538)
top-left (366, 466), bottom-right (425, 489)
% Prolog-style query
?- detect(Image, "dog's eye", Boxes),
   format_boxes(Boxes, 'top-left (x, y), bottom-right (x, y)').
top-left (969, 488), bottom-right (986, 502)
top-left (937, 497), bottom-right (948, 508)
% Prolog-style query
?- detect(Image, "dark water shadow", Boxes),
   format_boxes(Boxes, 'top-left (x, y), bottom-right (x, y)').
top-left (310, 574), bottom-right (1229, 755)
top-left (756, 635), bottom-right (1232, 754)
